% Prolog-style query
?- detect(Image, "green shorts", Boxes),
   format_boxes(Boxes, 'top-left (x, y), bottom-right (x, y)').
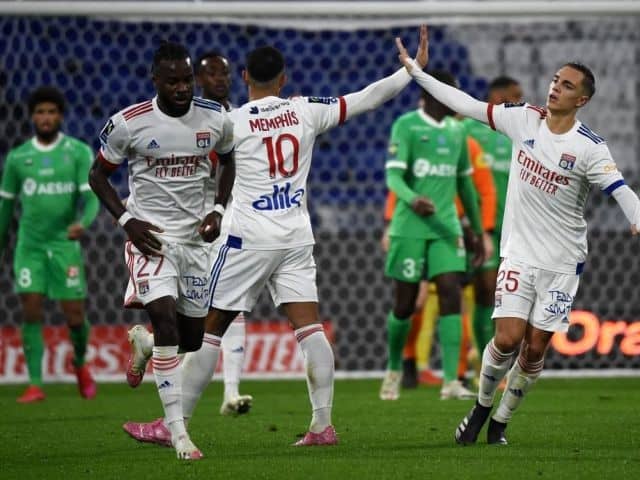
top-left (385, 236), bottom-right (466, 283)
top-left (13, 241), bottom-right (87, 300)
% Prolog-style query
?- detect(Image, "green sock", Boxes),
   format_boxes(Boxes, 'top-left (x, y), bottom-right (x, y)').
top-left (69, 319), bottom-right (90, 368)
top-left (438, 314), bottom-right (462, 382)
top-left (473, 304), bottom-right (495, 354)
top-left (22, 323), bottom-right (44, 386)
top-left (386, 311), bottom-right (411, 371)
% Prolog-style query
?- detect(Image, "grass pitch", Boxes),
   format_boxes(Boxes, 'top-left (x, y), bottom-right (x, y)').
top-left (2, 378), bottom-right (639, 479)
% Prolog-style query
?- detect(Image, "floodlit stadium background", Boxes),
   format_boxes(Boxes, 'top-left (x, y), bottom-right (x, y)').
top-left (1, 1), bottom-right (639, 380)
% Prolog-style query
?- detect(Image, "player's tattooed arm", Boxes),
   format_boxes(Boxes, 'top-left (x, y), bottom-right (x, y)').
top-left (200, 150), bottom-right (235, 243)
top-left (89, 156), bottom-right (164, 255)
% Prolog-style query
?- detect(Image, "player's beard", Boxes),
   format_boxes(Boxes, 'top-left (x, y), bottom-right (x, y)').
top-left (35, 125), bottom-right (60, 144)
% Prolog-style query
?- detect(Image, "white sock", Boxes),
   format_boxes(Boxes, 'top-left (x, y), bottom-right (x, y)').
top-left (295, 324), bottom-right (334, 433)
top-left (478, 338), bottom-right (515, 408)
top-left (181, 333), bottom-right (221, 421)
top-left (152, 345), bottom-right (185, 440)
top-left (493, 355), bottom-right (543, 423)
top-left (222, 313), bottom-right (247, 401)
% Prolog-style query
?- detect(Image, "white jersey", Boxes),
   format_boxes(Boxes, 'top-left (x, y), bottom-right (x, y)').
top-left (488, 102), bottom-right (624, 274)
top-left (222, 95), bottom-right (346, 250)
top-left (99, 96), bottom-right (234, 243)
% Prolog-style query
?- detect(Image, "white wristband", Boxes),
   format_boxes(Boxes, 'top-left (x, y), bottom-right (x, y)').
top-left (118, 211), bottom-right (133, 227)
top-left (213, 203), bottom-right (225, 216)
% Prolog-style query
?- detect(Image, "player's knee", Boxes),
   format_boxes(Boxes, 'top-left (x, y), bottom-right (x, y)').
top-left (393, 304), bottom-right (415, 320)
top-left (493, 331), bottom-right (520, 353)
top-left (179, 337), bottom-right (203, 352)
top-left (520, 341), bottom-right (546, 363)
top-left (61, 301), bottom-right (85, 327)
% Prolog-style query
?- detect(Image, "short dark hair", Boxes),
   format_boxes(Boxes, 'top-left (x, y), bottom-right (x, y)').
top-left (152, 41), bottom-right (191, 73)
top-left (488, 76), bottom-right (519, 92)
top-left (563, 62), bottom-right (596, 98)
top-left (28, 86), bottom-right (65, 114)
top-left (195, 50), bottom-right (227, 74)
top-left (246, 46), bottom-right (285, 83)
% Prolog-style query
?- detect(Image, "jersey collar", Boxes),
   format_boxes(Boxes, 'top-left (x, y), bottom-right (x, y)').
top-left (32, 132), bottom-right (64, 152)
top-left (541, 117), bottom-right (580, 141)
top-left (416, 109), bottom-right (447, 128)
top-left (152, 96), bottom-right (195, 122)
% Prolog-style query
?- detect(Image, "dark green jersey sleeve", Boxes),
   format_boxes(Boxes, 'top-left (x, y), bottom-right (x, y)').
top-left (0, 152), bottom-right (18, 252)
top-left (385, 118), bottom-right (418, 205)
top-left (76, 143), bottom-right (100, 229)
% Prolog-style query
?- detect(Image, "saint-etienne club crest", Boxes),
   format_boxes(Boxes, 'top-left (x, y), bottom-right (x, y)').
top-left (559, 153), bottom-right (576, 171)
top-left (196, 131), bottom-right (211, 149)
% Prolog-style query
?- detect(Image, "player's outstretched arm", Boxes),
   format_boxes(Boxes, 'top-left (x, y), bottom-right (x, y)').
top-left (396, 26), bottom-right (488, 124)
top-left (89, 156), bottom-right (163, 255)
top-left (341, 26), bottom-right (428, 121)
top-left (610, 185), bottom-right (640, 236)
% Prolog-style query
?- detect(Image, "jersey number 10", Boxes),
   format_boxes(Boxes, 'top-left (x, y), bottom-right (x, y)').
top-left (263, 134), bottom-right (300, 178)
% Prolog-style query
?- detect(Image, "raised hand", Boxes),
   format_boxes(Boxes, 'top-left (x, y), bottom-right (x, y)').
top-left (415, 25), bottom-right (429, 68)
top-left (122, 217), bottom-right (164, 256)
top-left (198, 211), bottom-right (223, 243)
top-left (396, 24), bottom-right (429, 72)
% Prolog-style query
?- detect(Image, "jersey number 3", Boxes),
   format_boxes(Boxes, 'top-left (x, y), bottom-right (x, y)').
top-left (263, 134), bottom-right (299, 178)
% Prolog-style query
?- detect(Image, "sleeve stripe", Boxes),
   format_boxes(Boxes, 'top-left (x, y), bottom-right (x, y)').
top-left (0, 190), bottom-right (15, 200)
top-left (79, 183), bottom-right (91, 192)
top-left (385, 161), bottom-right (407, 169)
top-left (97, 151), bottom-right (120, 172)
top-left (458, 167), bottom-right (474, 176)
top-left (603, 179), bottom-right (625, 195)
top-left (338, 96), bottom-right (347, 125)
top-left (487, 103), bottom-right (496, 130)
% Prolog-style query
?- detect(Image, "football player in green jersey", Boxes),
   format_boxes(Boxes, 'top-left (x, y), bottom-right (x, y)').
top-left (462, 76), bottom-right (523, 357)
top-left (0, 87), bottom-right (99, 403)
top-left (380, 71), bottom-right (485, 401)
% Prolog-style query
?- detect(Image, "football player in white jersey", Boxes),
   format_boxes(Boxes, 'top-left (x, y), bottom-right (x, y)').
top-left (88, 42), bottom-right (235, 460)
top-left (396, 27), bottom-right (640, 446)
top-left (126, 26), bottom-right (428, 449)
top-left (197, 50), bottom-right (253, 417)
top-left (115, 51), bottom-right (252, 417)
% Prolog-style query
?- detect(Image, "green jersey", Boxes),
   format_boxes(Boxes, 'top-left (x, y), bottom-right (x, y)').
top-left (386, 110), bottom-right (472, 240)
top-left (462, 118), bottom-right (512, 231)
top-left (0, 134), bottom-right (97, 247)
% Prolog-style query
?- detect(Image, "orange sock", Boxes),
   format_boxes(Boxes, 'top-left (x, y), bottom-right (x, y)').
top-left (403, 310), bottom-right (423, 360)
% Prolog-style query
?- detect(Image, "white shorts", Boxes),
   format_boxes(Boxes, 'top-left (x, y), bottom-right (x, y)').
top-left (208, 236), bottom-right (318, 312)
top-left (124, 240), bottom-right (211, 318)
top-left (492, 257), bottom-right (580, 333)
